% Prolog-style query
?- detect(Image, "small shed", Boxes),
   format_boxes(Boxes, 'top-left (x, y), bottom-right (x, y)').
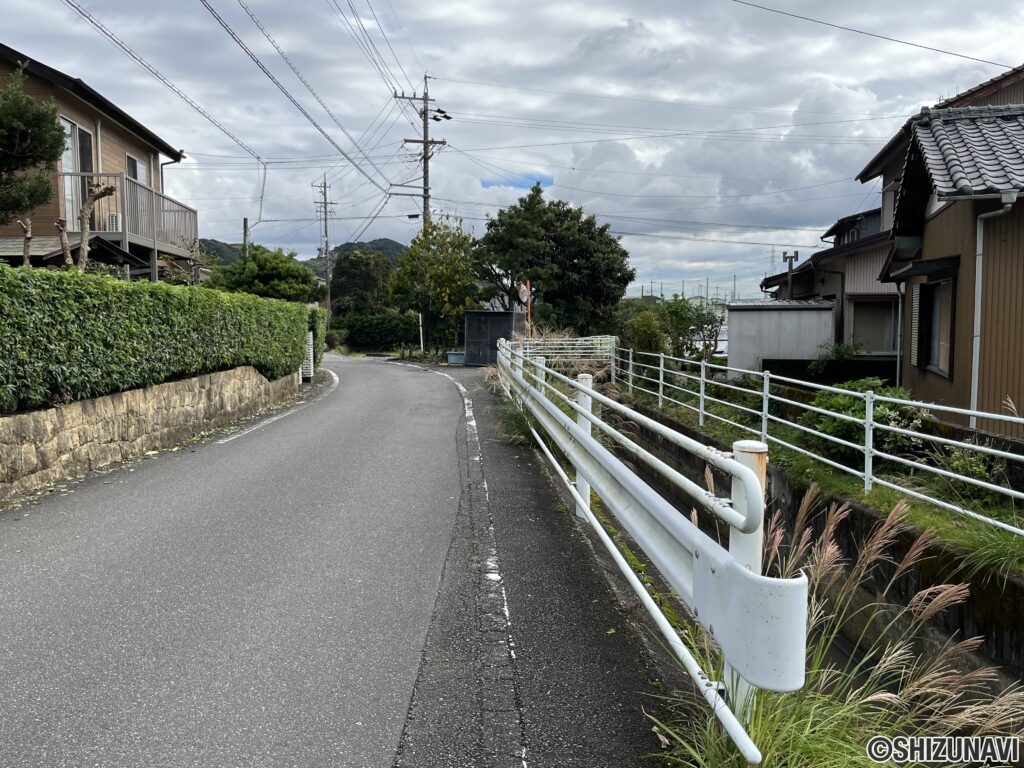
top-left (727, 299), bottom-right (834, 372)
top-left (464, 310), bottom-right (526, 365)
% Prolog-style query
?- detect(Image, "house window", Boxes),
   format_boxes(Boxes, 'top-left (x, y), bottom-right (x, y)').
top-left (852, 299), bottom-right (897, 352)
top-left (60, 117), bottom-right (94, 227)
top-left (126, 153), bottom-right (148, 185)
top-left (922, 279), bottom-right (953, 375)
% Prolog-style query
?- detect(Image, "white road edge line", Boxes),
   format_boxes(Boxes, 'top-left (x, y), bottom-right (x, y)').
top-left (216, 368), bottom-right (340, 445)
top-left (390, 361), bottom-right (530, 768)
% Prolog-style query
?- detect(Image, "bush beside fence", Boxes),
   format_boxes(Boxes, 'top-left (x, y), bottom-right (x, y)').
top-left (0, 265), bottom-right (316, 415)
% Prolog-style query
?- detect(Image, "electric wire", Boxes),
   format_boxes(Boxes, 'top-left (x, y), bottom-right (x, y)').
top-left (201, 0), bottom-right (387, 193)
top-left (233, 0), bottom-right (393, 188)
top-left (365, 0), bottom-right (416, 92)
top-left (58, 0), bottom-right (268, 216)
top-left (732, 0), bottom-right (1014, 69)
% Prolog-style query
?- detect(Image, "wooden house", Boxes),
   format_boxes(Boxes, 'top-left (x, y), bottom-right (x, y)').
top-left (0, 41), bottom-right (196, 279)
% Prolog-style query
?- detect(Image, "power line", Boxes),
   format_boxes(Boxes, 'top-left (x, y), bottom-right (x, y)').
top-left (732, 1), bottom-right (1014, 69)
top-left (434, 76), bottom-right (904, 117)
top-left (381, 0), bottom-right (424, 75)
top-left (326, 0), bottom-right (421, 131)
top-left (233, 0), bottom-right (392, 188)
top-left (450, 110), bottom-right (901, 138)
top-left (365, 0), bottom-right (416, 92)
top-left (460, 152), bottom-right (853, 184)
top-left (58, 0), bottom-right (265, 165)
top-left (200, 0), bottom-right (387, 192)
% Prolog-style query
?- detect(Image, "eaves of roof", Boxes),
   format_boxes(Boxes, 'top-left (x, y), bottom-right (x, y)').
top-left (913, 104), bottom-right (1024, 199)
top-left (0, 41), bottom-right (182, 160)
top-left (856, 119), bottom-right (912, 182)
top-left (820, 207), bottom-right (881, 240)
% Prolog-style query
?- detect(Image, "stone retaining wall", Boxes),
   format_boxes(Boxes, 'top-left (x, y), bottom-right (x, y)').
top-left (0, 368), bottom-right (299, 503)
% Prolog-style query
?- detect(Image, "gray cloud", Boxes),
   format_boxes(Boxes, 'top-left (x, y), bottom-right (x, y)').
top-left (2, 0), bottom-right (1020, 297)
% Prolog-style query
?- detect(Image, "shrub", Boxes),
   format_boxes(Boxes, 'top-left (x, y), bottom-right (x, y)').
top-left (309, 306), bottom-right (326, 368)
top-left (799, 377), bottom-right (924, 464)
top-left (0, 264), bottom-right (310, 414)
top-left (325, 329), bottom-right (347, 351)
top-left (337, 312), bottom-right (418, 351)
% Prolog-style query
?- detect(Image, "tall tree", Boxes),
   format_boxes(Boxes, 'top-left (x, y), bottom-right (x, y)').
top-left (0, 66), bottom-right (66, 228)
top-left (330, 248), bottom-right (393, 316)
top-left (474, 183), bottom-right (634, 335)
top-left (390, 221), bottom-right (479, 350)
top-left (210, 244), bottom-right (326, 303)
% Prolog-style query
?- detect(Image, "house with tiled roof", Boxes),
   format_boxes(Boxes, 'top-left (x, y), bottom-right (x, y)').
top-left (872, 103), bottom-right (1024, 433)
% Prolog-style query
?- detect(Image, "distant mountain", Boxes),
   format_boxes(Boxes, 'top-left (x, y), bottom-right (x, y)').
top-left (198, 238), bottom-right (242, 265)
top-left (300, 238), bottom-right (409, 280)
top-left (331, 238), bottom-right (407, 264)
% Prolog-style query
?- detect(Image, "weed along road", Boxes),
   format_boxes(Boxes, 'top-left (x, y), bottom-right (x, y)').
top-left (0, 353), bottom-right (663, 768)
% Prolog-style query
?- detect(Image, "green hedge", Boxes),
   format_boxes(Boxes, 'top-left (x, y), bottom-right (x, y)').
top-left (309, 306), bottom-right (326, 368)
top-left (0, 265), bottom-right (312, 415)
top-left (338, 312), bottom-right (419, 351)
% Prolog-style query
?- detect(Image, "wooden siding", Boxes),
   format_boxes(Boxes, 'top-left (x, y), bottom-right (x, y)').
top-left (99, 120), bottom-right (158, 191)
top-left (844, 242), bottom-right (896, 295)
top-left (900, 201), bottom-right (977, 418)
top-left (951, 80), bottom-right (1024, 108)
top-left (977, 204), bottom-right (1024, 437)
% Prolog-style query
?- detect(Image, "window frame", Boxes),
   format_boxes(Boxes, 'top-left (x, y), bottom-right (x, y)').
top-left (919, 277), bottom-right (955, 379)
top-left (125, 152), bottom-right (149, 185)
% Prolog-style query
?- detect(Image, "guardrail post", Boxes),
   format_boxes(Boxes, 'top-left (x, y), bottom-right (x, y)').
top-left (864, 390), bottom-right (874, 493)
top-left (575, 373), bottom-right (593, 519)
top-left (698, 360), bottom-right (706, 427)
top-left (658, 353), bottom-right (665, 408)
top-left (727, 439), bottom-right (768, 724)
top-left (628, 348), bottom-right (634, 393)
top-left (611, 345), bottom-right (618, 386)
top-left (535, 356), bottom-right (546, 389)
top-left (761, 371), bottom-right (771, 443)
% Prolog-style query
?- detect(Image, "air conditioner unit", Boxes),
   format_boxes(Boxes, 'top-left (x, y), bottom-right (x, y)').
top-left (107, 212), bottom-right (122, 231)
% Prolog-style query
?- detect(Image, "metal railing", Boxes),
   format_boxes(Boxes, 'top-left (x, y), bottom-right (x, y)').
top-left (614, 346), bottom-right (1024, 538)
top-left (58, 172), bottom-right (198, 251)
top-left (497, 338), bottom-right (808, 765)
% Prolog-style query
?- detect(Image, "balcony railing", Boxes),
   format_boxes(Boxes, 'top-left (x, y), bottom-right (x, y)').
top-left (58, 172), bottom-right (198, 255)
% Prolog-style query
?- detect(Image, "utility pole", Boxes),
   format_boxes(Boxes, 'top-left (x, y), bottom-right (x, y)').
top-left (313, 176), bottom-right (335, 320)
top-left (243, 217), bottom-right (249, 260)
top-left (397, 75), bottom-right (448, 231)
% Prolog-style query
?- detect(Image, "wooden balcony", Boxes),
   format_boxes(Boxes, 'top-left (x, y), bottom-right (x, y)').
top-left (58, 172), bottom-right (198, 258)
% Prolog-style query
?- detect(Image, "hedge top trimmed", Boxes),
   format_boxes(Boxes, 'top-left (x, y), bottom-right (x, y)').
top-left (0, 265), bottom-right (324, 415)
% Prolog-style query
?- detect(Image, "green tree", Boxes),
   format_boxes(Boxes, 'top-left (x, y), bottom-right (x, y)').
top-left (210, 244), bottom-right (326, 303)
top-left (390, 221), bottom-right (479, 350)
top-left (474, 183), bottom-right (635, 335)
top-left (330, 248), bottom-right (393, 316)
top-left (0, 66), bottom-right (67, 226)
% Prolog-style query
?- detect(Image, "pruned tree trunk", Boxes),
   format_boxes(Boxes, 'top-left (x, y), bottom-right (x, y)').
top-left (55, 218), bottom-right (72, 268)
top-left (16, 218), bottom-right (31, 267)
top-left (77, 182), bottom-right (115, 273)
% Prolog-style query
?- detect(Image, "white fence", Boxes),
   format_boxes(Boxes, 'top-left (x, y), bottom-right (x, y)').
top-left (497, 338), bottom-right (807, 765)
top-left (612, 346), bottom-right (1024, 539)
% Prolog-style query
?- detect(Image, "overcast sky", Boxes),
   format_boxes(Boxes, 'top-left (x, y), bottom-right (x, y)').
top-left (3, 0), bottom-right (1021, 298)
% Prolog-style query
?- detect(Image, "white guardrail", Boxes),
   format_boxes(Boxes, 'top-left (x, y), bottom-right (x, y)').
top-left (497, 338), bottom-right (808, 765)
top-left (615, 346), bottom-right (1024, 539)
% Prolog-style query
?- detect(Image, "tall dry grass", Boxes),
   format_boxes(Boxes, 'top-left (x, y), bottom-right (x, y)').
top-left (654, 486), bottom-right (1024, 767)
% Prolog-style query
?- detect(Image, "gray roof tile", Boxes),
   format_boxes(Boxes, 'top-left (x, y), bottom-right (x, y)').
top-left (912, 105), bottom-right (1024, 197)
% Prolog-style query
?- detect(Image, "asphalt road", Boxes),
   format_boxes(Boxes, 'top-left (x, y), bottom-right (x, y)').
top-left (0, 355), bottom-right (669, 767)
